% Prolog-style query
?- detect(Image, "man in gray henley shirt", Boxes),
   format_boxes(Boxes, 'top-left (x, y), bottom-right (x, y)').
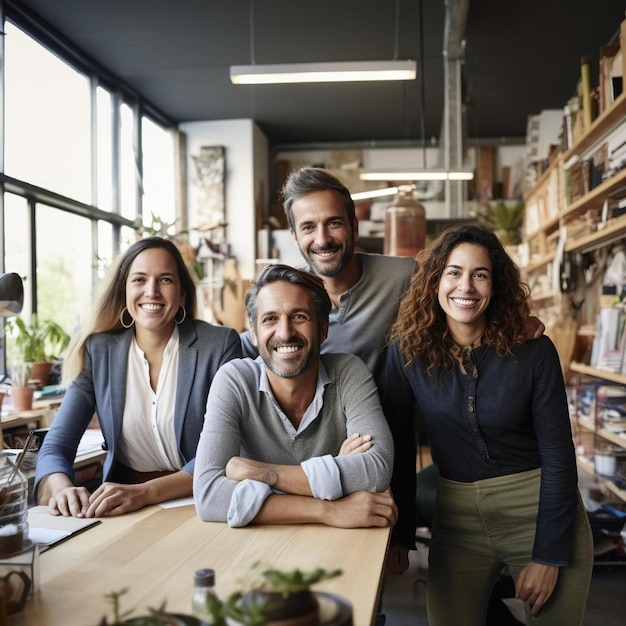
top-left (194, 264), bottom-right (396, 528)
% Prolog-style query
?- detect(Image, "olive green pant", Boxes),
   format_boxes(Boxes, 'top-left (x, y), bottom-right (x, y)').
top-left (427, 468), bottom-right (593, 626)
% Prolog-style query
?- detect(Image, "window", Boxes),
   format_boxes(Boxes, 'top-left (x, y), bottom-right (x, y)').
top-left (35, 205), bottom-right (93, 331)
top-left (96, 87), bottom-right (114, 212)
top-left (4, 22), bottom-right (92, 204)
top-left (1, 15), bottom-right (179, 376)
top-left (142, 116), bottom-right (177, 232)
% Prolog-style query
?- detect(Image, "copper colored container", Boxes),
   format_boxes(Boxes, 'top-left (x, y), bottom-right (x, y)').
top-left (384, 188), bottom-right (426, 257)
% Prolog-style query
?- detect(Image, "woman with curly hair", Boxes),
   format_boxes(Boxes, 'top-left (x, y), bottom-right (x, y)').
top-left (383, 224), bottom-right (593, 625)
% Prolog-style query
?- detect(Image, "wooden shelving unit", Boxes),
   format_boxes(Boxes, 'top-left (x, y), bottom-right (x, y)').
top-left (568, 363), bottom-right (626, 502)
top-left (521, 81), bottom-right (626, 505)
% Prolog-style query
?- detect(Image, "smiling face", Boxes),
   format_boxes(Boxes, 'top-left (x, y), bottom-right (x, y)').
top-left (251, 281), bottom-right (327, 379)
top-left (438, 242), bottom-right (492, 342)
top-left (125, 247), bottom-right (186, 340)
top-left (289, 189), bottom-right (357, 277)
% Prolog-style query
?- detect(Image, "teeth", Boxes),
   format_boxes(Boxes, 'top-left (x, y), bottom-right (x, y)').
top-left (452, 298), bottom-right (476, 306)
top-left (141, 304), bottom-right (163, 311)
top-left (275, 346), bottom-right (300, 353)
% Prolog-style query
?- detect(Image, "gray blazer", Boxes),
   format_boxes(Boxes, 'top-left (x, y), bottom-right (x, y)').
top-left (34, 318), bottom-right (242, 495)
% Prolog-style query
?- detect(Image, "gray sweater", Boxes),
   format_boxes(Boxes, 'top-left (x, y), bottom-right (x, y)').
top-left (194, 353), bottom-right (394, 525)
top-left (240, 253), bottom-right (416, 388)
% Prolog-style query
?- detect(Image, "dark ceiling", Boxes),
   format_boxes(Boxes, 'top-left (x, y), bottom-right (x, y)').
top-left (11, 0), bottom-right (626, 149)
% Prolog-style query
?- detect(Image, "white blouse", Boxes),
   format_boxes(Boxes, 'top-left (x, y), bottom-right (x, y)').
top-left (117, 327), bottom-right (181, 472)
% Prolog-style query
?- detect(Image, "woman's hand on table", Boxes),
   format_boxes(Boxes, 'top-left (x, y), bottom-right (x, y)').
top-left (48, 485), bottom-right (92, 518)
top-left (85, 482), bottom-right (148, 517)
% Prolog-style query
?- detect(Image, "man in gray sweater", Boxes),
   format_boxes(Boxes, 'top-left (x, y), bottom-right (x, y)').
top-left (239, 168), bottom-right (416, 570)
top-left (240, 167), bottom-right (416, 390)
top-left (194, 264), bottom-right (397, 528)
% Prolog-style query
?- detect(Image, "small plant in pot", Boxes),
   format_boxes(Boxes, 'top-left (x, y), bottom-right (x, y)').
top-left (99, 567), bottom-right (346, 626)
top-left (222, 566), bottom-right (343, 626)
top-left (9, 362), bottom-right (35, 411)
top-left (6, 314), bottom-right (70, 387)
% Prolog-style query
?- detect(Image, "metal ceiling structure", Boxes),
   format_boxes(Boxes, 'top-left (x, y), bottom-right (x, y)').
top-left (7, 0), bottom-right (626, 151)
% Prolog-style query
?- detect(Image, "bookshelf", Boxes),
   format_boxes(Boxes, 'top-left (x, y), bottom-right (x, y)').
top-left (569, 362), bottom-right (626, 502)
top-left (521, 20), bottom-right (626, 504)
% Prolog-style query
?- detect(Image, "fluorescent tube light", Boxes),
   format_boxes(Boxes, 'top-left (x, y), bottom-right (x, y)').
top-left (230, 60), bottom-right (416, 84)
top-left (350, 187), bottom-right (399, 201)
top-left (360, 169), bottom-right (474, 181)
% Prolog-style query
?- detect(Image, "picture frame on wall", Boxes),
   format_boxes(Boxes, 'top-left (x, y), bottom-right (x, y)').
top-left (190, 145), bottom-right (226, 242)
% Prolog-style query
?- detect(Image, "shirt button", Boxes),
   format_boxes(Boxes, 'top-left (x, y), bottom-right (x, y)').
top-left (468, 406), bottom-right (474, 413)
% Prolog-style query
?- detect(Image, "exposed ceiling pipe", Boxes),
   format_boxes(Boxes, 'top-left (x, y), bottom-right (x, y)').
top-left (404, 0), bottom-right (469, 204)
top-left (443, 0), bottom-right (470, 217)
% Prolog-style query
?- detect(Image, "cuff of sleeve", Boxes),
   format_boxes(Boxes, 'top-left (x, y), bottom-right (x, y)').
top-left (227, 480), bottom-right (273, 527)
top-left (301, 454), bottom-right (343, 500)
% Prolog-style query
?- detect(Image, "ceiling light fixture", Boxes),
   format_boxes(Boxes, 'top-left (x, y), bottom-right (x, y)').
top-left (350, 186), bottom-right (399, 201)
top-left (360, 169), bottom-right (474, 182)
top-left (233, 1), bottom-right (415, 85)
top-left (230, 60), bottom-right (416, 85)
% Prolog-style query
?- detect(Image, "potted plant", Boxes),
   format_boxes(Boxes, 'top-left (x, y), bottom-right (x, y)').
top-left (6, 314), bottom-right (71, 387)
top-left (99, 567), bottom-right (346, 626)
top-left (9, 362), bottom-right (35, 411)
top-left (221, 566), bottom-right (344, 626)
top-left (471, 200), bottom-right (525, 246)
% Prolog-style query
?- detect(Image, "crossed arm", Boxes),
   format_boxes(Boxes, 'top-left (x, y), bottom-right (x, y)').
top-left (224, 433), bottom-right (397, 528)
top-left (225, 433), bottom-right (373, 495)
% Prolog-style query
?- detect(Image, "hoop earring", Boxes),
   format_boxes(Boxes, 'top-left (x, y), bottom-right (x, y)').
top-left (120, 307), bottom-right (135, 329)
top-left (175, 306), bottom-right (187, 325)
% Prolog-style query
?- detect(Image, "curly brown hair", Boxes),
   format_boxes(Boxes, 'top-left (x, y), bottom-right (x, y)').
top-left (388, 223), bottom-right (532, 371)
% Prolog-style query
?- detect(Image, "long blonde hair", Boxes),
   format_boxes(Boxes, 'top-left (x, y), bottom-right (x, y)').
top-left (62, 237), bottom-right (198, 385)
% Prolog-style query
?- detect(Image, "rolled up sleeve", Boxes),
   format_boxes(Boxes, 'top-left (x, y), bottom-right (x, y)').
top-left (227, 479), bottom-right (273, 527)
top-left (301, 454), bottom-right (343, 500)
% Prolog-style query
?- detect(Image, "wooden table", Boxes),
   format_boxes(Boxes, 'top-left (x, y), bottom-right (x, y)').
top-left (12, 504), bottom-right (391, 626)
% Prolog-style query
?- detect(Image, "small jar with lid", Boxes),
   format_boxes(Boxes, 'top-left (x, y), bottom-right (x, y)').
top-left (192, 568), bottom-right (218, 625)
top-left (0, 454), bottom-right (29, 558)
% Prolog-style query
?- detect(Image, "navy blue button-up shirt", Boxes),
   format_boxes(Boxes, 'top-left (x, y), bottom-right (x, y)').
top-left (384, 335), bottom-right (578, 565)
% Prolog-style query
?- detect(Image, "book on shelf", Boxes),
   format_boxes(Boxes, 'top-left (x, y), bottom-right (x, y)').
top-left (610, 49), bottom-right (623, 103)
top-left (591, 306), bottom-right (624, 371)
top-left (566, 159), bottom-right (592, 204)
top-left (599, 45), bottom-right (621, 114)
top-left (580, 56), bottom-right (594, 132)
top-left (601, 184), bottom-right (626, 221)
top-left (607, 122), bottom-right (626, 175)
